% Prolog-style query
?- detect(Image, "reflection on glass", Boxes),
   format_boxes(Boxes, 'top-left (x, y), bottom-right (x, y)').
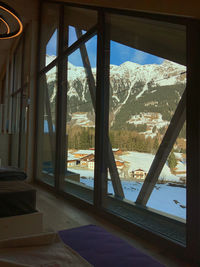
top-left (23, 24), bottom-right (31, 83)
top-left (10, 92), bottom-right (21, 167)
top-left (108, 40), bottom-right (186, 220)
top-left (64, 6), bottom-right (96, 49)
top-left (40, 3), bottom-right (59, 70)
top-left (61, 36), bottom-right (97, 202)
top-left (68, 26), bottom-right (87, 47)
top-left (19, 86), bottom-right (29, 169)
top-left (68, 26), bottom-right (78, 47)
top-left (13, 43), bottom-right (22, 92)
top-left (37, 67), bottom-right (57, 186)
top-left (45, 30), bottom-right (58, 66)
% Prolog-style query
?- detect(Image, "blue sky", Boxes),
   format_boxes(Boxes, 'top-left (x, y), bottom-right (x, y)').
top-left (46, 26), bottom-right (164, 67)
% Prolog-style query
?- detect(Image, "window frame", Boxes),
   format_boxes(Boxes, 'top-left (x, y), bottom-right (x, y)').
top-left (35, 1), bottom-right (200, 262)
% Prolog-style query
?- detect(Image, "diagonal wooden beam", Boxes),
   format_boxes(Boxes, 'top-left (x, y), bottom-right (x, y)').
top-left (40, 26), bottom-right (97, 76)
top-left (75, 28), bottom-right (124, 198)
top-left (75, 29), bottom-right (96, 109)
top-left (136, 89), bottom-right (186, 206)
top-left (44, 76), bottom-right (56, 170)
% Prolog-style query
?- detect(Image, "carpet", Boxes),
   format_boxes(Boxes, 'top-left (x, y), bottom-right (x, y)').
top-left (59, 224), bottom-right (164, 267)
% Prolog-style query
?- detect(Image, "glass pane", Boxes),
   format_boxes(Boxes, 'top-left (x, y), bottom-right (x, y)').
top-left (104, 13), bottom-right (186, 244)
top-left (147, 123), bottom-right (186, 220)
top-left (23, 24), bottom-right (31, 84)
top-left (60, 36), bottom-right (97, 203)
top-left (46, 30), bottom-right (58, 66)
top-left (68, 26), bottom-right (78, 47)
top-left (36, 67), bottom-right (57, 186)
top-left (19, 86), bottom-right (29, 170)
top-left (11, 93), bottom-right (21, 134)
top-left (13, 42), bottom-right (22, 92)
top-left (108, 44), bottom-right (186, 198)
top-left (64, 6), bottom-right (96, 49)
top-left (40, 3), bottom-right (59, 70)
top-left (10, 91), bottom-right (21, 166)
top-left (67, 26), bottom-right (87, 48)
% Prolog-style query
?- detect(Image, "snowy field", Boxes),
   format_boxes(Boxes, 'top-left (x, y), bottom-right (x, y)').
top-left (81, 178), bottom-right (186, 219)
top-left (69, 167), bottom-right (186, 220)
top-left (70, 113), bottom-right (94, 127)
top-left (118, 151), bottom-right (185, 182)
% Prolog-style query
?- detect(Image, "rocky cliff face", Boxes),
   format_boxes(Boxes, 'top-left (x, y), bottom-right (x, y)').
top-left (46, 55), bottom-right (186, 132)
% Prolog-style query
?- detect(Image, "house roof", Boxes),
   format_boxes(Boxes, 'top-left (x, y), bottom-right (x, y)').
top-left (74, 150), bottom-right (95, 155)
top-left (67, 153), bottom-right (78, 161)
top-left (80, 154), bottom-right (94, 160)
top-left (134, 168), bottom-right (145, 172)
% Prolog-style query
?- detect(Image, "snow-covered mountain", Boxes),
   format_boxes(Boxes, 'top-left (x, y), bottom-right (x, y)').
top-left (46, 55), bottom-right (186, 132)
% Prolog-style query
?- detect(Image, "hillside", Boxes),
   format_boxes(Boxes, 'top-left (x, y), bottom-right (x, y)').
top-left (46, 55), bottom-right (186, 138)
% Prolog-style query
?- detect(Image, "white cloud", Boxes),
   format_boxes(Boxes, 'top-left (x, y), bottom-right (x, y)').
top-left (132, 50), bottom-right (148, 64)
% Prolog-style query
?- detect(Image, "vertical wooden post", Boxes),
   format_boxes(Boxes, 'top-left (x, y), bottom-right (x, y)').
top-left (76, 27), bottom-right (124, 199)
top-left (186, 20), bottom-right (200, 262)
top-left (95, 10), bottom-right (110, 207)
top-left (55, 4), bottom-right (67, 190)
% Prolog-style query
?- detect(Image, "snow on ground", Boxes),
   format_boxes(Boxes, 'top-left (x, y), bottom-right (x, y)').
top-left (42, 163), bottom-right (186, 219)
top-left (67, 152), bottom-right (78, 161)
top-left (174, 152), bottom-right (184, 161)
top-left (176, 161), bottom-right (186, 171)
top-left (79, 177), bottom-right (186, 219)
top-left (156, 75), bottom-right (180, 87)
top-left (135, 83), bottom-right (148, 99)
top-left (70, 168), bottom-right (94, 178)
top-left (69, 166), bottom-right (186, 219)
top-left (118, 151), bottom-right (180, 182)
top-left (73, 150), bottom-right (94, 156)
top-left (127, 112), bottom-right (169, 129)
top-left (46, 55), bottom-right (56, 67)
top-left (70, 113), bottom-right (94, 127)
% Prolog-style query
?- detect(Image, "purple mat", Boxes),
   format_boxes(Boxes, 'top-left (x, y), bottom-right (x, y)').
top-left (59, 225), bottom-right (164, 267)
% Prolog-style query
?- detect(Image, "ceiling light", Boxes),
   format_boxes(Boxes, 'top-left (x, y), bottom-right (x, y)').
top-left (0, 2), bottom-right (23, 40)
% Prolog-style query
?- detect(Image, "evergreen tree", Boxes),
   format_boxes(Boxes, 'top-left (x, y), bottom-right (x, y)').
top-left (153, 137), bottom-right (159, 154)
top-left (152, 126), bottom-right (157, 133)
top-left (79, 129), bottom-right (89, 149)
top-left (168, 151), bottom-right (177, 170)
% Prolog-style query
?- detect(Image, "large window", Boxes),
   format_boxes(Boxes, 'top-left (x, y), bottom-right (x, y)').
top-left (37, 4), bottom-right (97, 202)
top-left (36, 66), bottom-right (57, 186)
top-left (61, 36), bottom-right (97, 202)
top-left (100, 14), bottom-right (187, 243)
top-left (37, 1), bottom-right (200, 260)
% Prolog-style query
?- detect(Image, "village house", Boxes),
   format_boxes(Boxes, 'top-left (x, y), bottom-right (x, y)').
top-left (113, 148), bottom-right (123, 156)
top-left (173, 161), bottom-right (186, 177)
top-left (73, 150), bottom-right (95, 158)
top-left (115, 160), bottom-right (124, 169)
top-left (88, 159), bottom-right (95, 170)
top-left (67, 153), bottom-right (80, 167)
top-left (80, 154), bottom-right (95, 167)
top-left (132, 169), bottom-right (147, 180)
top-left (67, 159), bottom-right (79, 167)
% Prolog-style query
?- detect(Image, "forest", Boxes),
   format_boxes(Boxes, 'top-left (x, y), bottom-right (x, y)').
top-left (67, 125), bottom-right (185, 156)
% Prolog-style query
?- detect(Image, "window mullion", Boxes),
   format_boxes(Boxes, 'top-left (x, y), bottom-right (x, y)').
top-left (186, 20), bottom-right (200, 262)
top-left (55, 4), bottom-right (67, 191)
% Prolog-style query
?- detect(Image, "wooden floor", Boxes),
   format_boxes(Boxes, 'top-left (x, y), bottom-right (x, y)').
top-left (35, 184), bottom-right (196, 267)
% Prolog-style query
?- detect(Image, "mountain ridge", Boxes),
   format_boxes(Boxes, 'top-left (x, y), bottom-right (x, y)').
top-left (45, 55), bottom-right (186, 136)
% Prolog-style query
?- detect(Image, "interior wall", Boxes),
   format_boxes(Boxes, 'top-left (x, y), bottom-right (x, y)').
top-left (55, 0), bottom-right (200, 19)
